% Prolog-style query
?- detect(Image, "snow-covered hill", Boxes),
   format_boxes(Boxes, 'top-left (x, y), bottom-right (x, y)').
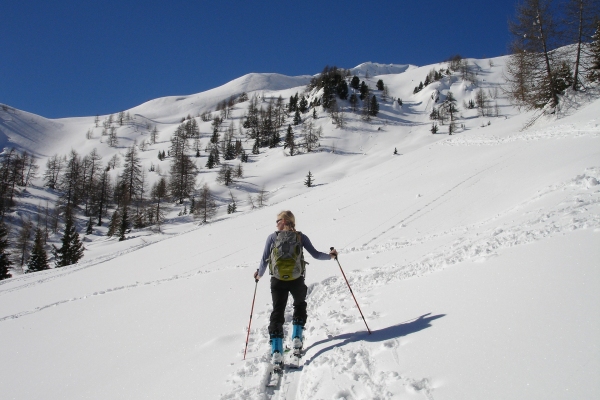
top-left (0, 56), bottom-right (599, 399)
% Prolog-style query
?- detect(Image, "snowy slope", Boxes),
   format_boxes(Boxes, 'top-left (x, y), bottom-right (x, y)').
top-left (0, 56), bottom-right (599, 399)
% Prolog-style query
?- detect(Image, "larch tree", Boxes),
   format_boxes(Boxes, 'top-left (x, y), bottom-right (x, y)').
top-left (508, 0), bottom-right (561, 108)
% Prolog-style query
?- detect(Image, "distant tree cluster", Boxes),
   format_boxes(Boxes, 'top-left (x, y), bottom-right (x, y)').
top-left (242, 94), bottom-right (287, 151)
top-left (505, 0), bottom-right (600, 110)
top-left (0, 148), bottom-right (39, 216)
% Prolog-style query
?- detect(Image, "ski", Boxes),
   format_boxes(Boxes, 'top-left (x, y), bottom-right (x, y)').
top-left (266, 362), bottom-right (283, 388)
top-left (289, 348), bottom-right (303, 368)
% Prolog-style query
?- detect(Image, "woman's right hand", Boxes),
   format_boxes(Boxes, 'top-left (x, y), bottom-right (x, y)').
top-left (253, 270), bottom-right (260, 281)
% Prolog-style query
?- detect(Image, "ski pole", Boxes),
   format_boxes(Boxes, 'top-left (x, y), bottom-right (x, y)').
top-left (243, 270), bottom-right (260, 360)
top-left (331, 248), bottom-right (372, 334)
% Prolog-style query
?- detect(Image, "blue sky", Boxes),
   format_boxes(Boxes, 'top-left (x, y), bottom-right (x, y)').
top-left (1, 0), bottom-right (516, 119)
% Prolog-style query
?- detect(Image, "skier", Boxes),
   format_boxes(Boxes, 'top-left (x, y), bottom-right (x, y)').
top-left (254, 210), bottom-right (337, 366)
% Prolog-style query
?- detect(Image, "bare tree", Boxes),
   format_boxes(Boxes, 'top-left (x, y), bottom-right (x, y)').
top-left (508, 0), bottom-right (561, 108)
top-left (562, 0), bottom-right (600, 89)
top-left (195, 183), bottom-right (217, 223)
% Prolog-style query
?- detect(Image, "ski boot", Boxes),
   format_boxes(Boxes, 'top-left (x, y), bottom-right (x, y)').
top-left (269, 332), bottom-right (284, 374)
top-left (290, 318), bottom-right (304, 367)
top-left (291, 322), bottom-right (304, 351)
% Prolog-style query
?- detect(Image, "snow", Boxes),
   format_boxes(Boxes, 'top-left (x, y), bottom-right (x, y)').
top-left (0, 54), bottom-right (599, 399)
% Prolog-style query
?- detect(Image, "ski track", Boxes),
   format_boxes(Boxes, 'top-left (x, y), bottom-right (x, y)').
top-left (220, 166), bottom-right (600, 399)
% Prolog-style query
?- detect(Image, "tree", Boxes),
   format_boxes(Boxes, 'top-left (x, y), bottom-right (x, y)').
top-left (336, 80), bottom-right (349, 100)
top-left (53, 210), bottom-right (84, 267)
top-left (284, 125), bottom-right (296, 156)
top-left (169, 124), bottom-right (198, 203)
top-left (94, 166), bottom-right (111, 226)
top-left (44, 154), bottom-right (65, 190)
top-left (508, 0), bottom-right (561, 108)
top-left (108, 126), bottom-right (119, 147)
top-left (150, 126), bottom-right (159, 144)
top-left (302, 119), bottom-right (319, 152)
top-left (293, 109), bottom-right (302, 126)
top-left (349, 93), bottom-right (359, 112)
top-left (26, 228), bottom-right (49, 273)
top-left (0, 222), bottom-right (12, 280)
top-left (304, 171), bottom-right (314, 188)
top-left (151, 177), bottom-right (167, 231)
top-left (359, 81), bottom-right (369, 100)
top-left (118, 207), bottom-right (130, 241)
top-left (431, 123), bottom-right (439, 134)
top-left (475, 88), bottom-right (489, 117)
top-left (196, 183), bottom-right (217, 223)
top-left (227, 191), bottom-right (237, 214)
top-left (350, 75), bottom-right (360, 90)
top-left (217, 164), bottom-right (234, 186)
top-left (369, 95), bottom-right (379, 116)
top-left (15, 218), bottom-right (33, 268)
top-left (376, 79), bottom-right (384, 91)
top-left (120, 144), bottom-right (143, 205)
top-left (256, 185), bottom-right (269, 207)
top-left (107, 209), bottom-right (120, 237)
top-left (562, 0), bottom-right (600, 89)
top-left (85, 217), bottom-right (93, 235)
top-left (587, 19), bottom-right (600, 82)
top-left (59, 149), bottom-right (83, 209)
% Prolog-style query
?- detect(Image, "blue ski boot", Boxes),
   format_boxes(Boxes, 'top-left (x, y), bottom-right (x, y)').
top-left (291, 319), bottom-right (304, 351)
top-left (269, 332), bottom-right (284, 367)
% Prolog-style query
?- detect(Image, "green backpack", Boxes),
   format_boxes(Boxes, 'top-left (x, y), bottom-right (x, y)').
top-left (269, 231), bottom-right (307, 281)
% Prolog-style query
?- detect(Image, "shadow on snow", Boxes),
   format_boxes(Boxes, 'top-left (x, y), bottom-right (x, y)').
top-left (303, 312), bottom-right (446, 366)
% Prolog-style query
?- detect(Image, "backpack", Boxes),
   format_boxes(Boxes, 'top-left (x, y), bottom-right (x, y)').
top-left (269, 231), bottom-right (307, 281)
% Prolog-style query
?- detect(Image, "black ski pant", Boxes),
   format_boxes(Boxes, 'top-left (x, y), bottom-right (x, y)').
top-left (269, 276), bottom-right (307, 337)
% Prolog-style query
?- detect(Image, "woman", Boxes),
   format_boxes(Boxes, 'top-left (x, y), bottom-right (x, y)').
top-left (254, 210), bottom-right (337, 362)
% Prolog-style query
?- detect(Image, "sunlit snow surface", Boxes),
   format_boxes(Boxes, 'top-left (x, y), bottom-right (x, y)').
top-left (0, 57), bottom-right (599, 399)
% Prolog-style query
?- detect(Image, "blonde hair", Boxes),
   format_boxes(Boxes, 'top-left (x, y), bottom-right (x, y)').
top-left (277, 210), bottom-right (296, 231)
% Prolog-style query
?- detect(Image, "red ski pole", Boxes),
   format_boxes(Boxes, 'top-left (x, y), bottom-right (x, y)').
top-left (331, 248), bottom-right (371, 334)
top-left (243, 271), bottom-right (259, 360)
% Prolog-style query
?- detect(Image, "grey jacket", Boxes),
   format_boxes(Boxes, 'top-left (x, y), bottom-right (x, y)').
top-left (257, 231), bottom-right (330, 277)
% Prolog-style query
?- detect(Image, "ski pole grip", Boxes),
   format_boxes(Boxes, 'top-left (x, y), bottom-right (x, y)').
top-left (254, 269), bottom-right (259, 283)
top-left (330, 247), bottom-right (338, 260)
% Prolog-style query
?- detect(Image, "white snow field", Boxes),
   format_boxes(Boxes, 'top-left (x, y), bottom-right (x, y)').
top-left (0, 56), bottom-right (599, 399)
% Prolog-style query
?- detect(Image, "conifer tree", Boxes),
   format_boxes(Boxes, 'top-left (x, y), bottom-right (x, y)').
top-left (369, 96), bottom-right (379, 116)
top-left (205, 152), bottom-right (216, 169)
top-left (376, 79), bottom-right (384, 91)
top-left (0, 222), bottom-right (12, 280)
top-left (227, 191), bottom-right (237, 214)
top-left (293, 110), bottom-right (302, 126)
top-left (85, 217), bottom-right (93, 235)
top-left (350, 76), bottom-right (360, 90)
top-left (304, 171), bottom-right (314, 187)
top-left (107, 209), bottom-right (120, 237)
top-left (169, 124), bottom-right (198, 203)
top-left (251, 138), bottom-right (259, 155)
top-left (27, 228), bottom-right (49, 273)
top-left (217, 164), bottom-right (233, 186)
top-left (118, 207), bottom-right (130, 241)
top-left (359, 81), bottom-right (369, 100)
top-left (284, 125), bottom-right (296, 156)
top-left (53, 210), bottom-right (84, 267)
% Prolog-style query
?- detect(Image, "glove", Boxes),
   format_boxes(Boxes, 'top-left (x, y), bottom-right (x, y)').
top-left (329, 247), bottom-right (338, 259)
